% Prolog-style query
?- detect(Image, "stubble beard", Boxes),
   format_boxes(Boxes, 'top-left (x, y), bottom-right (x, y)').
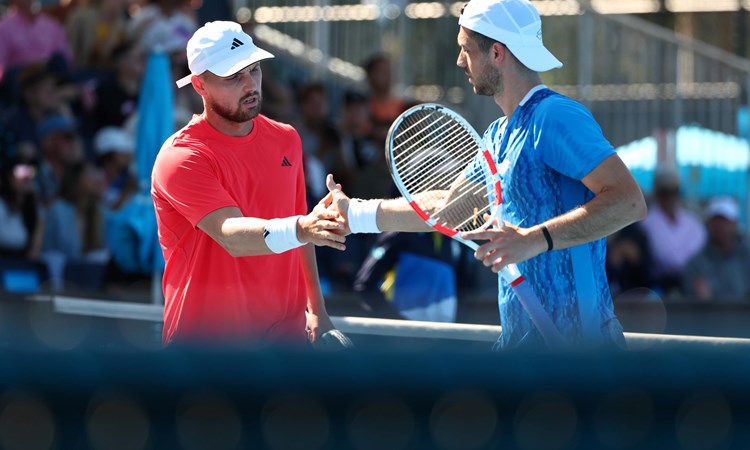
top-left (209, 93), bottom-right (263, 123)
top-left (473, 67), bottom-right (503, 97)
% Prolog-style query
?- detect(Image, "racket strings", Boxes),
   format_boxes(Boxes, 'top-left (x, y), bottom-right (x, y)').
top-left (393, 111), bottom-right (486, 193)
top-left (401, 132), bottom-right (480, 194)
top-left (392, 115), bottom-right (472, 165)
top-left (395, 113), bottom-right (481, 192)
top-left (393, 113), bottom-right (475, 165)
top-left (434, 179), bottom-right (493, 231)
top-left (390, 109), bottom-right (494, 232)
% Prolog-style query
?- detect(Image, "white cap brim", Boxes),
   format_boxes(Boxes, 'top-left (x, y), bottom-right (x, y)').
top-left (175, 48), bottom-right (275, 88)
top-left (176, 74), bottom-right (193, 88)
top-left (505, 42), bottom-right (562, 72)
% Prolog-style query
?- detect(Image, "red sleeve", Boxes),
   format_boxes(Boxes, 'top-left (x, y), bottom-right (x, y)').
top-left (294, 132), bottom-right (308, 217)
top-left (152, 144), bottom-right (237, 228)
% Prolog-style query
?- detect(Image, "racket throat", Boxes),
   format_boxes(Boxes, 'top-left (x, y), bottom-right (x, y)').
top-left (508, 275), bottom-right (525, 287)
top-left (499, 264), bottom-right (525, 286)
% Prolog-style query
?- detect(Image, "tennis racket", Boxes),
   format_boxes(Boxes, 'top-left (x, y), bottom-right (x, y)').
top-left (385, 103), bottom-right (565, 347)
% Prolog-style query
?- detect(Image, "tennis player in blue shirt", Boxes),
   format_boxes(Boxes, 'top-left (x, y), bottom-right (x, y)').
top-left (326, 0), bottom-right (647, 350)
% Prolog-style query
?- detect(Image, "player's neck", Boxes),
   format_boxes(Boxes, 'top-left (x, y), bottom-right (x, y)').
top-left (203, 110), bottom-right (255, 137)
top-left (494, 78), bottom-right (542, 119)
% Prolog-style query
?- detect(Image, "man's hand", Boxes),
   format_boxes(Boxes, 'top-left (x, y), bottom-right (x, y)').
top-left (306, 310), bottom-right (335, 344)
top-left (297, 191), bottom-right (347, 250)
top-left (460, 221), bottom-right (548, 273)
top-left (325, 174), bottom-right (352, 235)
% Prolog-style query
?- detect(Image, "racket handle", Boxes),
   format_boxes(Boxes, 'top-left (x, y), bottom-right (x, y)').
top-left (503, 265), bottom-right (567, 348)
top-left (458, 239), bottom-right (566, 347)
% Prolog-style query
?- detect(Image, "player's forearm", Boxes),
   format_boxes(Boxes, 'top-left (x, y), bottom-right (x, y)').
top-left (535, 187), bottom-right (647, 251)
top-left (217, 217), bottom-right (280, 256)
top-left (300, 245), bottom-right (328, 315)
top-left (376, 197), bottom-right (433, 232)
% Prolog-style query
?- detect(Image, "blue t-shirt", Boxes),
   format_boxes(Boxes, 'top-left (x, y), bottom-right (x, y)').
top-left (478, 88), bottom-right (619, 348)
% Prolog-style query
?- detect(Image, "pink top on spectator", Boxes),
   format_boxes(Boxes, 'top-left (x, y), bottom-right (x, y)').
top-left (0, 9), bottom-right (73, 70)
top-left (640, 203), bottom-right (706, 279)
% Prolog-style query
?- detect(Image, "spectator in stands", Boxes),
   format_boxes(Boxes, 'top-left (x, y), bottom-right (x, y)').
top-left (93, 126), bottom-right (136, 210)
top-left (325, 90), bottom-right (386, 284)
top-left (0, 0), bottom-right (75, 72)
top-left (65, 0), bottom-right (131, 72)
top-left (294, 82), bottom-right (344, 208)
top-left (260, 76), bottom-right (295, 124)
top-left (0, 0), bottom-right (75, 112)
top-left (128, 0), bottom-right (198, 126)
top-left (35, 115), bottom-right (83, 204)
top-left (43, 160), bottom-right (107, 259)
top-left (293, 83), bottom-right (361, 289)
top-left (88, 39), bottom-right (144, 132)
top-left (128, 0), bottom-right (196, 56)
top-left (639, 166), bottom-right (706, 297)
top-left (354, 232), bottom-right (477, 322)
top-left (362, 53), bottom-right (412, 147)
top-left (42, 160), bottom-right (108, 290)
top-left (337, 90), bottom-right (377, 191)
top-left (682, 197), bottom-right (750, 301)
top-left (606, 222), bottom-right (653, 298)
top-left (0, 159), bottom-right (43, 259)
top-left (0, 63), bottom-right (66, 160)
top-left (336, 90), bottom-right (393, 202)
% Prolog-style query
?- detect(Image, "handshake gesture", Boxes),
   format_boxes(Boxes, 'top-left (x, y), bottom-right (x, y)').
top-left (299, 174), bottom-right (354, 250)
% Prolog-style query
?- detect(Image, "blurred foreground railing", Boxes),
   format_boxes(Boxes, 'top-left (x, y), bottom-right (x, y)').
top-left (1, 294), bottom-right (750, 448)
top-left (47, 295), bottom-right (750, 351)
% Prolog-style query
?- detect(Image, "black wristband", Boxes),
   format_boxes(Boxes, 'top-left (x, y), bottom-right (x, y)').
top-left (541, 225), bottom-right (553, 251)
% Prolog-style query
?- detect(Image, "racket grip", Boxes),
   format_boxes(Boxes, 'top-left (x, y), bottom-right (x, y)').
top-left (504, 266), bottom-right (567, 348)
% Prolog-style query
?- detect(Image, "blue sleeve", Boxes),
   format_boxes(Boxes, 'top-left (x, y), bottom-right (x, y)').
top-left (534, 98), bottom-right (614, 180)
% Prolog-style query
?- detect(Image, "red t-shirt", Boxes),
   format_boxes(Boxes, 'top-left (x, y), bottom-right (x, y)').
top-left (151, 114), bottom-right (309, 346)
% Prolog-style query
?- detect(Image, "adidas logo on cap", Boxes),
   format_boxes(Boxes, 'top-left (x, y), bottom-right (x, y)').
top-left (230, 38), bottom-right (244, 50)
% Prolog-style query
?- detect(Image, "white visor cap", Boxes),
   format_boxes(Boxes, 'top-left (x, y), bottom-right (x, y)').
top-left (176, 21), bottom-right (275, 88)
top-left (459, 0), bottom-right (562, 72)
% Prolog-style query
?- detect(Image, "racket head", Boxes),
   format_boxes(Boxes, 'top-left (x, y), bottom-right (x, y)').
top-left (386, 103), bottom-right (502, 242)
top-left (314, 329), bottom-right (355, 351)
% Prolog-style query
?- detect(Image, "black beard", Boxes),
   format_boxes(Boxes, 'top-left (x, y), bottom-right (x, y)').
top-left (209, 93), bottom-right (262, 123)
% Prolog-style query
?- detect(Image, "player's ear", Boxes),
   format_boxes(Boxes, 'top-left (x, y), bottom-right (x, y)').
top-left (491, 42), bottom-right (512, 67)
top-left (191, 74), bottom-right (206, 95)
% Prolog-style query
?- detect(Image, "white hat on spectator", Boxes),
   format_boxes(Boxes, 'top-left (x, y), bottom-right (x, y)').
top-left (705, 197), bottom-right (739, 221)
top-left (176, 21), bottom-right (274, 88)
top-left (94, 127), bottom-right (134, 156)
top-left (142, 21), bottom-right (192, 55)
top-left (458, 0), bottom-right (562, 72)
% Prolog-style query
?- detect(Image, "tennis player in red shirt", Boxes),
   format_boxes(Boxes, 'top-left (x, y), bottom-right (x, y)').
top-left (152, 21), bottom-right (347, 347)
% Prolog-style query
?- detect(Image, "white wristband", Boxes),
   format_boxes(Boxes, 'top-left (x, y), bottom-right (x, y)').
top-left (348, 199), bottom-right (382, 234)
top-left (263, 216), bottom-right (305, 253)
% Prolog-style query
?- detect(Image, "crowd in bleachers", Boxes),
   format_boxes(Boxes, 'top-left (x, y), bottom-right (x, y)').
top-left (0, 0), bottom-right (748, 311)
top-left (0, 0), bottom-right (426, 300)
top-left (0, 0), bottom-right (203, 293)
top-left (606, 166), bottom-right (750, 303)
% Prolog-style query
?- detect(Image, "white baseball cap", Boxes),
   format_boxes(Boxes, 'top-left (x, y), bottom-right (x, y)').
top-left (176, 21), bottom-right (274, 88)
top-left (94, 126), bottom-right (134, 155)
top-left (459, 0), bottom-right (562, 72)
top-left (705, 197), bottom-right (739, 221)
